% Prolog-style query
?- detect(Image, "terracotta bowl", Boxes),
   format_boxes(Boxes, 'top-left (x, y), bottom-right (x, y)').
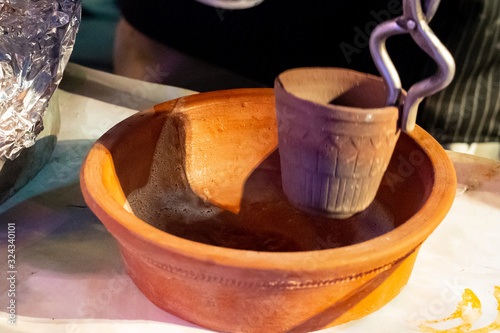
top-left (80, 88), bottom-right (456, 333)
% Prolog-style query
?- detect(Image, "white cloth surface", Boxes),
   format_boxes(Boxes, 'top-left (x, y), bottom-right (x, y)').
top-left (444, 142), bottom-right (500, 161)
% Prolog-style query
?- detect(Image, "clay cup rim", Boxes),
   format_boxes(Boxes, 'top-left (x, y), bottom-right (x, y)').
top-left (275, 67), bottom-right (400, 124)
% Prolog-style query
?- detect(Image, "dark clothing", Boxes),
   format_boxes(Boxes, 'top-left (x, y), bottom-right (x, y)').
top-left (117, 0), bottom-right (500, 143)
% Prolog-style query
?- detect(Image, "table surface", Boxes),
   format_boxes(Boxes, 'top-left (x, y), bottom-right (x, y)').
top-left (1, 64), bottom-right (500, 333)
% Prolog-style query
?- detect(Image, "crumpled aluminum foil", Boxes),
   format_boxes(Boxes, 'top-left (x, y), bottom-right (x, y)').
top-left (0, 0), bottom-right (81, 162)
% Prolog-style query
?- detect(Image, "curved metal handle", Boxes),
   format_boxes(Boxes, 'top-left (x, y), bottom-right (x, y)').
top-left (421, 0), bottom-right (441, 21)
top-left (369, 0), bottom-right (455, 132)
top-left (369, 19), bottom-right (407, 109)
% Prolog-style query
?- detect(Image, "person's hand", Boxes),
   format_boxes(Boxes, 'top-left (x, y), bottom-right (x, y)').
top-left (194, 0), bottom-right (264, 9)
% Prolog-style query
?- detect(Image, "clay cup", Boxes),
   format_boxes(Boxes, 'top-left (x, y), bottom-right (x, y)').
top-left (274, 67), bottom-right (401, 218)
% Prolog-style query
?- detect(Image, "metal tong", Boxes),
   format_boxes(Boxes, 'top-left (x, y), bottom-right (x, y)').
top-left (369, 0), bottom-right (455, 132)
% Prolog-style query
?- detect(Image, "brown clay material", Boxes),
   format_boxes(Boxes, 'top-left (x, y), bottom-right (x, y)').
top-left (80, 88), bottom-right (456, 333)
top-left (275, 68), bottom-right (401, 218)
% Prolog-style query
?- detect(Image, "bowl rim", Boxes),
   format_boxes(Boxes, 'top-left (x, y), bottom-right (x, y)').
top-left (80, 88), bottom-right (457, 272)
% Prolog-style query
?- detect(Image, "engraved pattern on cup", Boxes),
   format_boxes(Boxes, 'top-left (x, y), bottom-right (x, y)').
top-left (275, 68), bottom-right (400, 218)
top-left (279, 125), bottom-right (398, 216)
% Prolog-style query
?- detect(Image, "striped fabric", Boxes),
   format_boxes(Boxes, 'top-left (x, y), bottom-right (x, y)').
top-left (419, 0), bottom-right (500, 144)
